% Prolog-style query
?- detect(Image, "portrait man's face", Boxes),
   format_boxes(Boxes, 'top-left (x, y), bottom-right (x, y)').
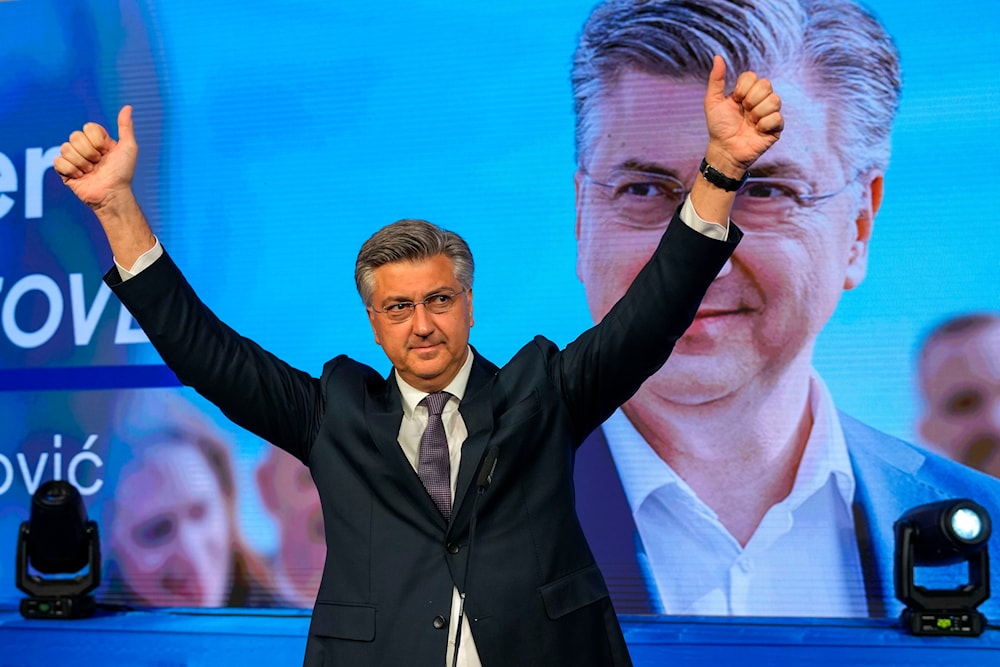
top-left (575, 67), bottom-right (881, 406)
top-left (919, 321), bottom-right (1000, 475)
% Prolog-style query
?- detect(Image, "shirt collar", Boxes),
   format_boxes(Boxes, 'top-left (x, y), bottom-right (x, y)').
top-left (395, 346), bottom-right (474, 417)
top-left (606, 370), bottom-right (856, 518)
top-left (801, 372), bottom-right (856, 508)
top-left (603, 410), bottom-right (685, 515)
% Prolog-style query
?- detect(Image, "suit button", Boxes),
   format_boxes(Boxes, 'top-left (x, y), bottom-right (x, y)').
top-left (446, 542), bottom-right (461, 554)
top-left (433, 615), bottom-right (447, 629)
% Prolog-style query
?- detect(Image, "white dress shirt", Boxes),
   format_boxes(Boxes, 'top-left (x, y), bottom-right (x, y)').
top-left (394, 350), bottom-right (481, 667)
top-left (605, 372), bottom-right (870, 617)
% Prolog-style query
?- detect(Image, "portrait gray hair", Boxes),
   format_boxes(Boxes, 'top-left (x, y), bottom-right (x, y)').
top-left (919, 311), bottom-right (1000, 382)
top-left (571, 0), bottom-right (902, 175)
top-left (355, 218), bottom-right (475, 306)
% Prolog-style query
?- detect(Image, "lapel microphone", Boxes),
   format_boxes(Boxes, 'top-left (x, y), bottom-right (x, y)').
top-left (475, 446), bottom-right (500, 491)
top-left (452, 445), bottom-right (499, 667)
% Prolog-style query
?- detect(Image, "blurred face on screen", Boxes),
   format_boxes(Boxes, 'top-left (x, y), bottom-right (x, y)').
top-left (576, 68), bottom-right (877, 405)
top-left (367, 254), bottom-right (474, 393)
top-left (256, 447), bottom-right (325, 603)
top-left (110, 441), bottom-right (232, 607)
top-left (919, 320), bottom-right (1000, 476)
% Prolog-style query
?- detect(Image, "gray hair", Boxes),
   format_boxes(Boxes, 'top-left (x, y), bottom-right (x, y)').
top-left (355, 218), bottom-right (474, 306)
top-left (572, 0), bottom-right (902, 174)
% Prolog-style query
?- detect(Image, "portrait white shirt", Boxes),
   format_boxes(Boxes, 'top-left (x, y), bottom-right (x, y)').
top-left (605, 372), bottom-right (870, 617)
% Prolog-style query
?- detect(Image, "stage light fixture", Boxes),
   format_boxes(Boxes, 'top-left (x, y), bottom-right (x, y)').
top-left (894, 498), bottom-right (991, 636)
top-left (16, 480), bottom-right (101, 619)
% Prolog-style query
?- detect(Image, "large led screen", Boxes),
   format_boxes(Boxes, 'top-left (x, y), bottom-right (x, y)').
top-left (1, 0), bottom-right (998, 622)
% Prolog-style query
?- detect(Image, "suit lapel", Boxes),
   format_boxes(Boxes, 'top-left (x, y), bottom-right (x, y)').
top-left (365, 352), bottom-right (499, 530)
top-left (575, 428), bottom-right (656, 614)
top-left (843, 411), bottom-right (935, 619)
top-left (450, 352), bottom-right (497, 522)
top-left (365, 372), bottom-right (448, 526)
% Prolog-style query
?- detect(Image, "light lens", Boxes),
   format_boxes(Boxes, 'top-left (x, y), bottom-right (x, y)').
top-left (951, 507), bottom-right (983, 541)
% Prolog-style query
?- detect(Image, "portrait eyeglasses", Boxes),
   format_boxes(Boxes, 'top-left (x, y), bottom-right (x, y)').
top-left (582, 169), bottom-right (856, 232)
top-left (370, 288), bottom-right (468, 323)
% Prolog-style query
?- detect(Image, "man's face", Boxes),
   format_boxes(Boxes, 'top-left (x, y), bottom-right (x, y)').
top-left (110, 442), bottom-right (232, 607)
top-left (919, 322), bottom-right (1000, 476)
top-left (367, 253), bottom-right (473, 392)
top-left (575, 68), bottom-right (879, 405)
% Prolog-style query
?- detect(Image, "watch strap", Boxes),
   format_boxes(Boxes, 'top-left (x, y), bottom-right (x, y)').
top-left (699, 158), bottom-right (748, 192)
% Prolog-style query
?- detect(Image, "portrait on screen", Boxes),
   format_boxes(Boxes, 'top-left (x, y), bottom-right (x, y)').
top-left (915, 312), bottom-right (1000, 478)
top-left (256, 447), bottom-right (325, 608)
top-left (569, 0), bottom-right (1000, 619)
top-left (100, 390), bottom-right (276, 608)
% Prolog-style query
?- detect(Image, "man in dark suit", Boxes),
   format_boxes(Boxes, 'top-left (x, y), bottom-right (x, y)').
top-left (54, 57), bottom-right (782, 665)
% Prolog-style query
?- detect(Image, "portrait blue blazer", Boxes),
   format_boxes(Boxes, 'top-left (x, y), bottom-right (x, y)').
top-left (575, 412), bottom-right (1000, 620)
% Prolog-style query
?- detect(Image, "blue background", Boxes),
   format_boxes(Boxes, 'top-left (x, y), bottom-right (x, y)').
top-left (0, 0), bottom-right (997, 609)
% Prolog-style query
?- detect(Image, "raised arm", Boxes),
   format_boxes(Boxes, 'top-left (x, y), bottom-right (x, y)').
top-left (53, 105), bottom-right (156, 269)
top-left (53, 105), bottom-right (322, 459)
top-left (692, 55), bottom-right (783, 224)
top-left (557, 58), bottom-right (783, 437)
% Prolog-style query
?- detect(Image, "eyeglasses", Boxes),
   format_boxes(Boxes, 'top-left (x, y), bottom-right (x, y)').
top-left (370, 288), bottom-right (468, 323)
top-left (582, 169), bottom-right (855, 232)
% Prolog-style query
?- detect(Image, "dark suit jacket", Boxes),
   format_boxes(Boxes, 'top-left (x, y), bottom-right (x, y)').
top-left (107, 215), bottom-right (738, 666)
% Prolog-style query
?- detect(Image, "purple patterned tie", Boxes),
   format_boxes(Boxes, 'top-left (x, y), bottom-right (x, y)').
top-left (417, 391), bottom-right (452, 518)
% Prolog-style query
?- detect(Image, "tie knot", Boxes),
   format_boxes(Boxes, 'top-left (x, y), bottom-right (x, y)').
top-left (420, 391), bottom-right (451, 416)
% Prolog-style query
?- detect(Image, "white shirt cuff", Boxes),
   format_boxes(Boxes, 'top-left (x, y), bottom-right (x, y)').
top-left (679, 197), bottom-right (729, 242)
top-left (115, 238), bottom-right (163, 281)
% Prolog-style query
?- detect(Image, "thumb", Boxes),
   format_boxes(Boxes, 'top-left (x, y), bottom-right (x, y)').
top-left (704, 55), bottom-right (727, 107)
top-left (117, 105), bottom-right (136, 148)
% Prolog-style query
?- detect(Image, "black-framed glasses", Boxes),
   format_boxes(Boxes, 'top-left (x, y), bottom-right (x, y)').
top-left (582, 168), bottom-right (856, 232)
top-left (370, 288), bottom-right (468, 323)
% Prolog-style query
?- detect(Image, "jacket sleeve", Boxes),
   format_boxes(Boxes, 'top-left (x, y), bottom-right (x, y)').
top-left (106, 250), bottom-right (324, 463)
top-left (553, 212), bottom-right (741, 442)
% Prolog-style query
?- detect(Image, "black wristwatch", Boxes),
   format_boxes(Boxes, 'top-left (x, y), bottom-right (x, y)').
top-left (699, 158), bottom-right (748, 192)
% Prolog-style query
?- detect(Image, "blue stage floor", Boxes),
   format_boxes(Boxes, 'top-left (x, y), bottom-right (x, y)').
top-left (1, 608), bottom-right (999, 666)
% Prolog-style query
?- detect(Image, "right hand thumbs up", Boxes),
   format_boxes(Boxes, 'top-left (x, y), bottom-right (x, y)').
top-left (54, 105), bottom-right (139, 211)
